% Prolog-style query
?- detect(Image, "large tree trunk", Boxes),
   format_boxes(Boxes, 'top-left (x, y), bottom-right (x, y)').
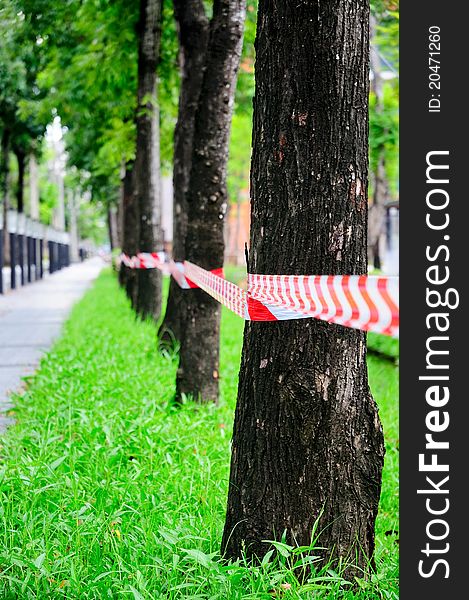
top-left (222, 0), bottom-right (384, 576)
top-left (175, 0), bottom-right (246, 402)
top-left (1, 129), bottom-right (11, 264)
top-left (133, 0), bottom-right (163, 321)
top-left (367, 15), bottom-right (388, 269)
top-left (158, 0), bottom-right (209, 347)
top-left (29, 153), bottom-right (40, 220)
top-left (15, 149), bottom-right (26, 214)
top-left (119, 166), bottom-right (139, 302)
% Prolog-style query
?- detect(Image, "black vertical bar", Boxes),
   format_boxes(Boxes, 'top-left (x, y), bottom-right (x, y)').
top-left (27, 236), bottom-right (32, 283)
top-left (32, 237), bottom-right (37, 281)
top-left (401, 4), bottom-right (467, 597)
top-left (10, 232), bottom-right (17, 290)
top-left (48, 240), bottom-right (54, 274)
top-left (0, 228), bottom-right (3, 294)
top-left (18, 234), bottom-right (24, 285)
top-left (39, 238), bottom-right (44, 278)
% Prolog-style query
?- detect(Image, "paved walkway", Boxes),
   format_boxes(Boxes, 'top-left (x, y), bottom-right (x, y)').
top-left (0, 257), bottom-right (104, 433)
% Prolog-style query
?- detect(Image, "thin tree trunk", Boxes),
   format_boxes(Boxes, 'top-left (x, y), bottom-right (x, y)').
top-left (134, 0), bottom-right (163, 321)
top-left (368, 15), bottom-right (388, 269)
top-left (68, 189), bottom-right (79, 263)
top-left (1, 129), bottom-right (10, 264)
top-left (29, 153), bottom-right (40, 220)
top-left (116, 164), bottom-right (125, 249)
top-left (15, 149), bottom-right (26, 214)
top-left (55, 171), bottom-right (65, 231)
top-left (119, 166), bottom-right (139, 301)
top-left (107, 205), bottom-right (120, 250)
top-left (222, 0), bottom-right (384, 576)
top-left (175, 0), bottom-right (246, 402)
top-left (158, 0), bottom-right (209, 347)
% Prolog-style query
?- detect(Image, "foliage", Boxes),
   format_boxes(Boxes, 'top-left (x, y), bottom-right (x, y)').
top-left (369, 3), bottom-right (399, 199)
top-left (0, 270), bottom-right (398, 598)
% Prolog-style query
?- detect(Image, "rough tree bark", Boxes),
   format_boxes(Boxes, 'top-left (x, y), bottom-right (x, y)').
top-left (222, 0), bottom-right (385, 575)
top-left (368, 16), bottom-right (388, 270)
top-left (133, 0), bottom-right (163, 321)
top-left (158, 0), bottom-right (209, 347)
top-left (119, 166), bottom-right (139, 302)
top-left (175, 0), bottom-right (246, 402)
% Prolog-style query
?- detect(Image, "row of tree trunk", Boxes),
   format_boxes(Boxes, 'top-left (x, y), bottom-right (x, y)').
top-left (119, 0), bottom-right (384, 577)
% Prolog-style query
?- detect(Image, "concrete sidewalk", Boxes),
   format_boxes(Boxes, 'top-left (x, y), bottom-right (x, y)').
top-left (0, 257), bottom-right (104, 433)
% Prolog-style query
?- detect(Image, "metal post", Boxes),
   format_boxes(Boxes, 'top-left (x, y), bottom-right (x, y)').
top-left (27, 236), bottom-right (32, 283)
top-left (10, 232), bottom-right (17, 290)
top-left (32, 237), bottom-right (37, 281)
top-left (39, 238), bottom-right (44, 279)
top-left (18, 234), bottom-right (25, 286)
top-left (48, 240), bottom-right (54, 274)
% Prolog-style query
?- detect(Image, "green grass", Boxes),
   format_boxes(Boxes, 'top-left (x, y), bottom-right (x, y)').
top-left (0, 271), bottom-right (398, 599)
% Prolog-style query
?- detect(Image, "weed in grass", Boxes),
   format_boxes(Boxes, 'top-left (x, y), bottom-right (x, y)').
top-left (0, 270), bottom-right (398, 599)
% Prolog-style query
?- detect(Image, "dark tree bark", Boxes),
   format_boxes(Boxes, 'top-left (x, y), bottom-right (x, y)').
top-left (1, 129), bottom-right (11, 264)
top-left (222, 0), bottom-right (385, 576)
top-left (158, 0), bottom-right (209, 347)
top-left (134, 0), bottom-right (163, 321)
top-left (175, 0), bottom-right (246, 402)
top-left (119, 166), bottom-right (139, 303)
top-left (14, 148), bottom-right (26, 214)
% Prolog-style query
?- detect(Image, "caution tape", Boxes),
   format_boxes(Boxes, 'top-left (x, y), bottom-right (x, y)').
top-left (119, 253), bottom-right (399, 337)
top-left (120, 252), bottom-right (167, 270)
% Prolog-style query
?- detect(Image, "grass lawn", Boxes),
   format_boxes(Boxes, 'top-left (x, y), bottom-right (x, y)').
top-left (0, 270), bottom-right (398, 599)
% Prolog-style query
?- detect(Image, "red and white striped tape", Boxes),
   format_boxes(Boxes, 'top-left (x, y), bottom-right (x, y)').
top-left (119, 253), bottom-right (399, 337)
top-left (120, 252), bottom-right (167, 270)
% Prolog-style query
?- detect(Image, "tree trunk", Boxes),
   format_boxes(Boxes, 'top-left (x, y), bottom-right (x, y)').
top-left (1, 129), bottom-right (10, 264)
top-left (119, 166), bottom-right (139, 302)
top-left (222, 0), bottom-right (384, 577)
top-left (55, 171), bottom-right (66, 231)
top-left (367, 15), bottom-right (388, 269)
top-left (107, 204), bottom-right (120, 250)
top-left (158, 0), bottom-right (209, 347)
top-left (15, 149), bottom-right (26, 214)
top-left (29, 153), bottom-right (40, 220)
top-left (133, 0), bottom-right (163, 321)
top-left (175, 0), bottom-right (246, 403)
top-left (68, 189), bottom-right (79, 263)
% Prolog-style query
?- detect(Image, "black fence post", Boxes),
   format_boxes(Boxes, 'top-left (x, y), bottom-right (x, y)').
top-left (39, 238), bottom-right (44, 278)
top-left (18, 234), bottom-right (25, 286)
top-left (27, 236), bottom-right (32, 283)
top-left (32, 237), bottom-right (37, 281)
top-left (48, 240), bottom-right (54, 274)
top-left (10, 232), bottom-right (17, 290)
top-left (0, 228), bottom-right (3, 294)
